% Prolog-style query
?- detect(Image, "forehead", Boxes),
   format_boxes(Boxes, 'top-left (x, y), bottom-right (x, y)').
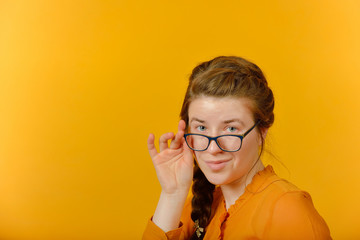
top-left (188, 96), bottom-right (254, 123)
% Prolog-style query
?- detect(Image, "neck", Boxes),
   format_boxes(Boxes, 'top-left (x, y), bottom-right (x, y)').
top-left (220, 160), bottom-right (265, 210)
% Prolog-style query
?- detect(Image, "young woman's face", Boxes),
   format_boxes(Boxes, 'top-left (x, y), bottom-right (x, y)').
top-left (188, 96), bottom-right (262, 186)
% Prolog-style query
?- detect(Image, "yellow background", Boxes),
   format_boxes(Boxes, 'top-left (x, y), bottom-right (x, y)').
top-left (0, 0), bottom-right (359, 239)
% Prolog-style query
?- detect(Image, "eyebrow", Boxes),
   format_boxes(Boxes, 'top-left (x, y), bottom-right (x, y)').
top-left (190, 118), bottom-right (246, 126)
top-left (190, 117), bottom-right (205, 123)
top-left (223, 119), bottom-right (245, 126)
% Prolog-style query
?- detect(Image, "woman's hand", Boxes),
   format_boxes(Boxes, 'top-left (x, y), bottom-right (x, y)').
top-left (147, 120), bottom-right (194, 195)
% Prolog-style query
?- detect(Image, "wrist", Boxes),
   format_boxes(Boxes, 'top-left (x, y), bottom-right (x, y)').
top-left (160, 188), bottom-right (189, 199)
top-left (152, 190), bottom-right (189, 232)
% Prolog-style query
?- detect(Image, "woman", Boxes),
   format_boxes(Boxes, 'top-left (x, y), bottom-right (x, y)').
top-left (143, 56), bottom-right (331, 239)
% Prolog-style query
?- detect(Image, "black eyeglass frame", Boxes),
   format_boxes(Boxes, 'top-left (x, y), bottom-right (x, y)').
top-left (184, 121), bottom-right (260, 152)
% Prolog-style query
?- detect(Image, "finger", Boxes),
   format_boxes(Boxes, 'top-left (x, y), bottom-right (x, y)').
top-left (178, 119), bottom-right (186, 132)
top-left (147, 133), bottom-right (158, 159)
top-left (183, 139), bottom-right (195, 165)
top-left (159, 132), bottom-right (174, 152)
top-left (170, 120), bottom-right (186, 149)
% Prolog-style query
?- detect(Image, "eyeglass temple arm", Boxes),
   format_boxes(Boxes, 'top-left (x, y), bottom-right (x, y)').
top-left (243, 121), bottom-right (260, 137)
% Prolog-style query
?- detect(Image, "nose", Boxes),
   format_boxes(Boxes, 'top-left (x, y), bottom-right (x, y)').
top-left (207, 139), bottom-right (223, 154)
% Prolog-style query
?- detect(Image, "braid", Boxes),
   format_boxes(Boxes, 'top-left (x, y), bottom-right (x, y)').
top-left (190, 163), bottom-right (215, 239)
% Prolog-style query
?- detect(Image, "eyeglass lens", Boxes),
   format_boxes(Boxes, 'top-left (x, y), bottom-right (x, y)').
top-left (185, 135), bottom-right (242, 151)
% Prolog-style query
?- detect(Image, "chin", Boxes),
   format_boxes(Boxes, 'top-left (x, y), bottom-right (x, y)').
top-left (202, 171), bottom-right (229, 186)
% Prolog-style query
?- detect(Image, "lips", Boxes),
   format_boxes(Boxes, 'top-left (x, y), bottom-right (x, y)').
top-left (204, 160), bottom-right (230, 171)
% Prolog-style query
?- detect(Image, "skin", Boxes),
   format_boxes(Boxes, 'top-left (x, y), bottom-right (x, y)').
top-left (147, 120), bottom-right (193, 232)
top-left (188, 96), bottom-right (265, 209)
top-left (147, 96), bottom-right (267, 232)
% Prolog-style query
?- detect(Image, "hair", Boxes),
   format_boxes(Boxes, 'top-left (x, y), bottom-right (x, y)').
top-left (179, 56), bottom-right (275, 239)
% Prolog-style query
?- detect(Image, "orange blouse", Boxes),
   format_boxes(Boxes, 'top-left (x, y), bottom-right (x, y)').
top-left (143, 165), bottom-right (331, 240)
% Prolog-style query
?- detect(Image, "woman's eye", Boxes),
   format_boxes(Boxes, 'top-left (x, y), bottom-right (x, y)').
top-left (196, 125), bottom-right (206, 131)
top-left (227, 127), bottom-right (237, 132)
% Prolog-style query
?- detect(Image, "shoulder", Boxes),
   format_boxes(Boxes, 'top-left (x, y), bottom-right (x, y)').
top-left (260, 179), bottom-right (331, 239)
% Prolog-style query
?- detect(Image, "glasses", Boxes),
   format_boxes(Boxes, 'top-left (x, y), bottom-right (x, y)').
top-left (184, 121), bottom-right (260, 152)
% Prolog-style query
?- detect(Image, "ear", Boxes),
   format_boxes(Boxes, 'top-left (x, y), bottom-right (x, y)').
top-left (261, 128), bottom-right (268, 139)
top-left (258, 128), bottom-right (268, 146)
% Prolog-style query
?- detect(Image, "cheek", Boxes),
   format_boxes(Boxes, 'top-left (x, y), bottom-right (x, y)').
top-left (194, 152), bottom-right (201, 161)
top-left (194, 152), bottom-right (208, 168)
top-left (239, 135), bottom-right (261, 157)
top-left (245, 132), bottom-right (262, 147)
top-left (194, 153), bottom-right (204, 170)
